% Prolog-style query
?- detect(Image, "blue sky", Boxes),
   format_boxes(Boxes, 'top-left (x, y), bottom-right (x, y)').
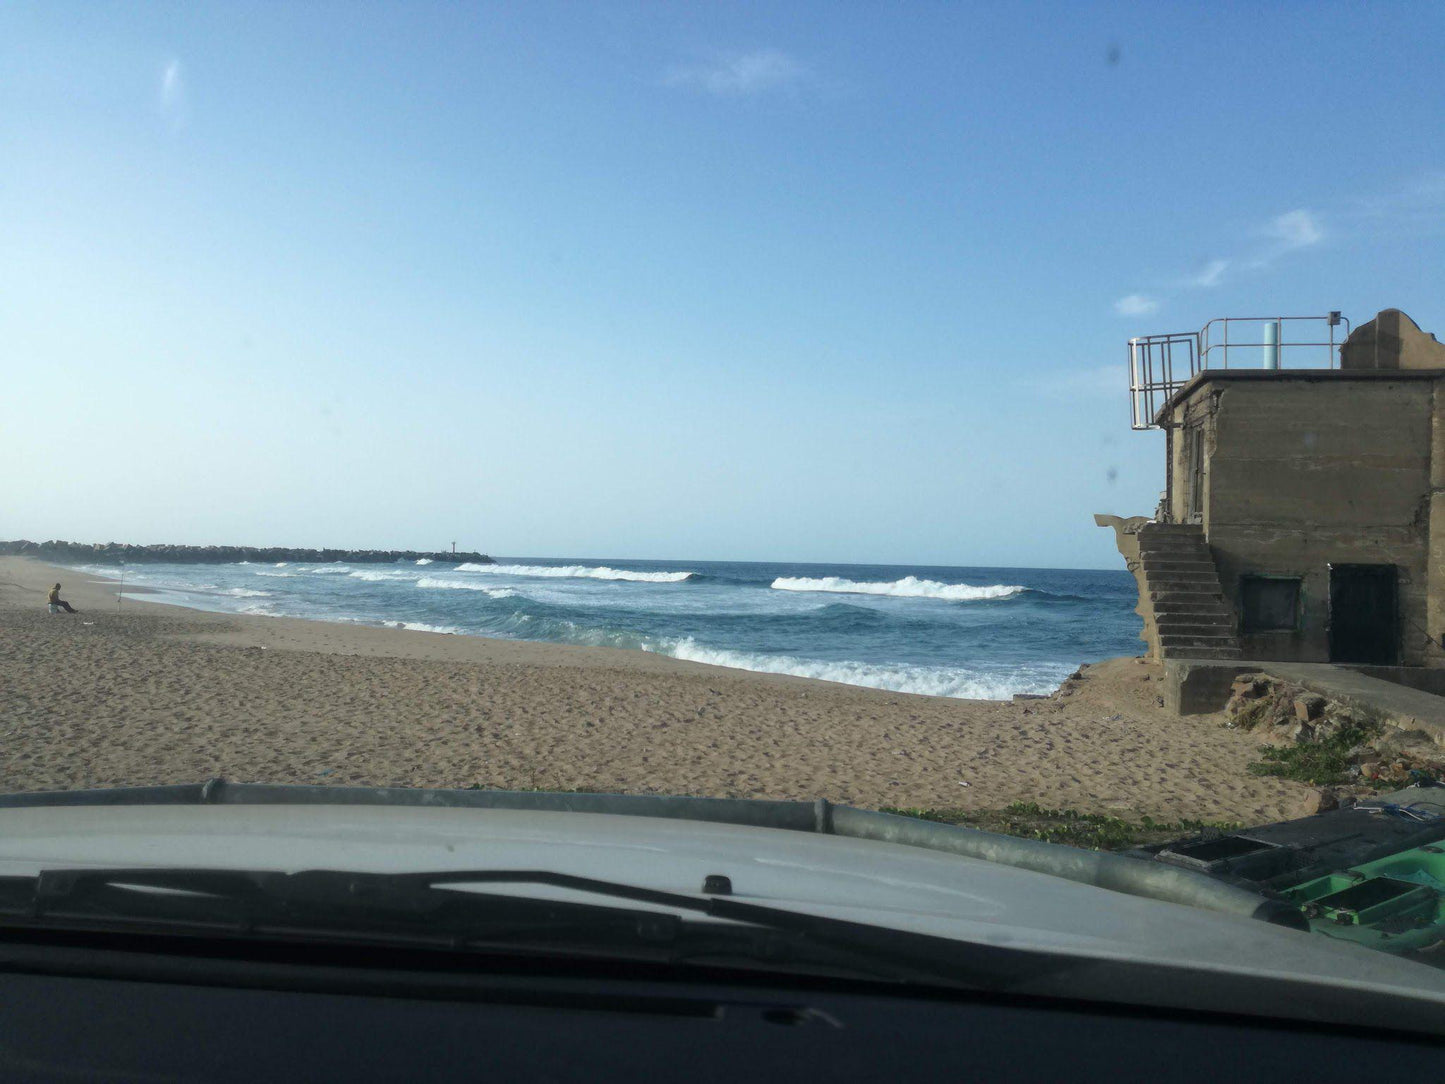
top-left (3, 2), bottom-right (1443, 568)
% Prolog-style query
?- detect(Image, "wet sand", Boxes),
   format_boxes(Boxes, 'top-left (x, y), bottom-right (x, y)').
top-left (0, 556), bottom-right (1316, 822)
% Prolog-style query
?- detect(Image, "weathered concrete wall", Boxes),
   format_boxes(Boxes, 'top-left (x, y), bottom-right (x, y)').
top-left (1163, 658), bottom-right (1253, 714)
top-left (1428, 380), bottom-right (1445, 668)
top-left (1175, 377), bottom-right (1436, 664)
top-left (1094, 514), bottom-right (1157, 660)
top-left (1340, 309), bottom-right (1445, 371)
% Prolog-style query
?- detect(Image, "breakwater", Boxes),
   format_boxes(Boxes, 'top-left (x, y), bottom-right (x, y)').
top-left (0, 540), bottom-right (493, 565)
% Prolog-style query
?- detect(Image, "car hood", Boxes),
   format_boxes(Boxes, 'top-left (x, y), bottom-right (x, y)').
top-left (0, 801), bottom-right (1442, 1004)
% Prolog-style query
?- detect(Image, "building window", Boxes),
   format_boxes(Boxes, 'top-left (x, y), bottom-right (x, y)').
top-left (1240, 576), bottom-right (1301, 632)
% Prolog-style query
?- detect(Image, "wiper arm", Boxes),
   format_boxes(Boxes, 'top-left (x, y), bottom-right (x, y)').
top-left (0, 867), bottom-right (1071, 991)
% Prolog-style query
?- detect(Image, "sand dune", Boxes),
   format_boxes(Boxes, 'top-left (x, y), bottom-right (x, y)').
top-left (0, 556), bottom-right (1314, 822)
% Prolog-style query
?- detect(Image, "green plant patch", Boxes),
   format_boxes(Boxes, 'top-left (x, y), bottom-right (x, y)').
top-left (1246, 723), bottom-right (1381, 786)
top-left (879, 801), bottom-right (1242, 851)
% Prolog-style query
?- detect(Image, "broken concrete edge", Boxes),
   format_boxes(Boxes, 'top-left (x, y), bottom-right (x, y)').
top-left (1164, 657), bottom-right (1445, 750)
top-left (1094, 514), bottom-right (1158, 662)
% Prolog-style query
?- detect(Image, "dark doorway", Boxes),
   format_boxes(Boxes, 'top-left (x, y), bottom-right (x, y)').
top-left (1186, 426), bottom-right (1204, 521)
top-left (1328, 564), bottom-right (1398, 664)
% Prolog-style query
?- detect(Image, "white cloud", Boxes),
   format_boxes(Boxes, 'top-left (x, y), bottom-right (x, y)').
top-left (1184, 258), bottom-right (1229, 288)
top-left (1351, 173), bottom-right (1445, 234)
top-left (1113, 294), bottom-right (1159, 317)
top-left (1040, 363), bottom-right (1122, 400)
top-left (1264, 208), bottom-right (1323, 250)
top-left (159, 58), bottom-right (188, 130)
top-left (664, 49), bottom-right (807, 96)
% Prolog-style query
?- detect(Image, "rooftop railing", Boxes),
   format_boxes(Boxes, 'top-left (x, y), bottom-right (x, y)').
top-left (1128, 313), bottom-right (1349, 430)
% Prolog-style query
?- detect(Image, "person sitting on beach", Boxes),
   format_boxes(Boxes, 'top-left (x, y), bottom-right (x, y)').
top-left (47, 584), bottom-right (78, 614)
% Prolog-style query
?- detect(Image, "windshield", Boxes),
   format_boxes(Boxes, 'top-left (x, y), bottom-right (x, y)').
top-left (3, 0), bottom-right (1445, 1021)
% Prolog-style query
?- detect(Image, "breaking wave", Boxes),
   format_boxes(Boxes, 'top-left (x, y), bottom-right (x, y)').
top-left (416, 577), bottom-right (518, 598)
top-left (770, 575), bottom-right (1026, 602)
top-left (414, 558), bottom-right (433, 565)
top-left (348, 569), bottom-right (415, 582)
top-left (455, 562), bottom-right (694, 583)
top-left (646, 638), bottom-right (1067, 700)
top-left (221, 587), bottom-right (271, 598)
top-left (388, 620), bottom-right (462, 635)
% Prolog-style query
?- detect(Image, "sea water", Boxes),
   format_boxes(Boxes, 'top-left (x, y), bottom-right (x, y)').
top-left (67, 557), bottom-right (1142, 700)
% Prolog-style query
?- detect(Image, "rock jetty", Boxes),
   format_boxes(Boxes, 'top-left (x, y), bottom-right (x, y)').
top-left (0, 540), bottom-right (494, 566)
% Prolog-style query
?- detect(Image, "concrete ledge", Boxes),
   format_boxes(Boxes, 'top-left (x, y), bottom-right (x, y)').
top-left (1164, 659), bottom-right (1254, 715)
top-left (1261, 663), bottom-right (1445, 749)
top-left (1163, 657), bottom-right (1445, 747)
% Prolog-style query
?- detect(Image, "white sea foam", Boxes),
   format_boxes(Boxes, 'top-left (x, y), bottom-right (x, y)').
top-left (302, 565), bottom-right (352, 575)
top-left (416, 577), bottom-right (518, 598)
top-left (415, 558), bottom-right (433, 565)
top-left (254, 571), bottom-right (298, 578)
top-left (389, 620), bottom-right (462, 635)
top-left (274, 562), bottom-right (289, 567)
top-left (348, 569), bottom-right (415, 582)
top-left (454, 562), bottom-right (693, 583)
top-left (222, 587), bottom-right (271, 598)
top-left (770, 575), bottom-right (1025, 602)
top-left (648, 638), bottom-right (1065, 700)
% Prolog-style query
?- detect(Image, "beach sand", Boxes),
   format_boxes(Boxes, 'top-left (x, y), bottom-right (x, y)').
top-left (0, 556), bottom-right (1316, 823)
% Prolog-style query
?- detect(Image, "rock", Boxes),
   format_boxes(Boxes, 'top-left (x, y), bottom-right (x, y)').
top-left (1231, 677), bottom-right (1269, 700)
top-left (1312, 788), bottom-right (1341, 814)
top-left (1294, 695), bottom-right (1326, 722)
top-left (1292, 722), bottom-right (1315, 744)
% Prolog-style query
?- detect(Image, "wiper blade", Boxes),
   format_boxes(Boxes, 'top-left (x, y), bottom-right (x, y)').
top-left (0, 867), bottom-right (1071, 991)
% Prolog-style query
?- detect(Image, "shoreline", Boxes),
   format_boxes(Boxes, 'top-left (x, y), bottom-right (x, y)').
top-left (20, 556), bottom-right (919, 691)
top-left (41, 556), bottom-right (1079, 701)
top-left (1, 555), bottom-right (1319, 821)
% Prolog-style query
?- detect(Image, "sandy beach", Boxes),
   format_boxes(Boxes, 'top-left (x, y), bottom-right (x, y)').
top-left (0, 556), bottom-right (1316, 822)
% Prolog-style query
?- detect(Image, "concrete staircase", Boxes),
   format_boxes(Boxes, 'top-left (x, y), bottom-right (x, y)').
top-left (1136, 523), bottom-right (1242, 660)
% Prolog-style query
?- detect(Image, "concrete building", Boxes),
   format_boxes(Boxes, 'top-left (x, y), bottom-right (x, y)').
top-left (1100, 309), bottom-right (1445, 669)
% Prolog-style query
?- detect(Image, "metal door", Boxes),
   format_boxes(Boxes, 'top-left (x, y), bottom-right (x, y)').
top-left (1328, 564), bottom-right (1398, 664)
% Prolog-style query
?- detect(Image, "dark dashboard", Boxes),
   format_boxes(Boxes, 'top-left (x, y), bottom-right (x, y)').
top-left (0, 934), bottom-right (1438, 1082)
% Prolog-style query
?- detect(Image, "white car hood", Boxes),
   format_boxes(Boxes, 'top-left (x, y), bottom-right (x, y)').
top-left (0, 802), bottom-right (1442, 1005)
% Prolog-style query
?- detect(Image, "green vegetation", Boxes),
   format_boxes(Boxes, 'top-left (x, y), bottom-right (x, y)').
top-left (1246, 724), bottom-right (1380, 786)
top-left (879, 801), bottom-right (1242, 851)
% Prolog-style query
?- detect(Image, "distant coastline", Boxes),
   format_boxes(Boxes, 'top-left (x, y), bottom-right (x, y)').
top-left (0, 539), bottom-right (493, 566)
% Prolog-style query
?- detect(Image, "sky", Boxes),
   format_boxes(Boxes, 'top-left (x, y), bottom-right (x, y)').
top-left (3, 2), bottom-right (1444, 568)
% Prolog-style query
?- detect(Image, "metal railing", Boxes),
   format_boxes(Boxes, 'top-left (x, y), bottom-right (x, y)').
top-left (1128, 313), bottom-right (1349, 430)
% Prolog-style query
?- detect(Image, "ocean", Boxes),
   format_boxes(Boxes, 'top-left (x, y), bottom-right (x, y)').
top-left (65, 557), bottom-right (1143, 700)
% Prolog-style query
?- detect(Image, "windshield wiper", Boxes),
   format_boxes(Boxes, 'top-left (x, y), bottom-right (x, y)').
top-left (0, 867), bottom-right (1071, 992)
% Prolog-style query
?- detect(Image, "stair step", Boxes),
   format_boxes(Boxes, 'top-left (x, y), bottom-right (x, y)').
top-left (1154, 602), bottom-right (1227, 615)
top-left (1157, 610), bottom-right (1233, 624)
top-left (1141, 559), bottom-right (1218, 572)
top-left (1160, 636), bottom-right (1242, 651)
top-left (1156, 609), bottom-right (1232, 623)
top-left (1162, 646), bottom-right (1243, 661)
top-left (1158, 623), bottom-right (1236, 639)
top-left (1138, 524), bottom-right (1204, 535)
